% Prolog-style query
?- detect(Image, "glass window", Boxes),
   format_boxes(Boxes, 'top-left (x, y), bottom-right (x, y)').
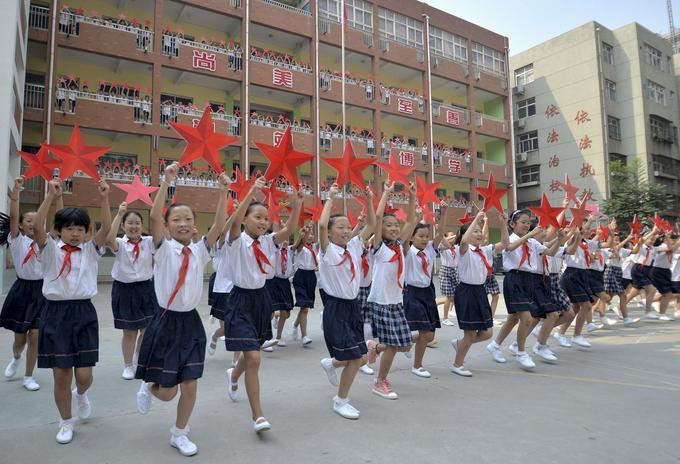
top-left (650, 115), bottom-right (673, 142)
top-left (601, 42), bottom-right (614, 65)
top-left (378, 7), bottom-right (423, 48)
top-left (516, 130), bottom-right (539, 153)
top-left (472, 42), bottom-right (505, 76)
top-left (345, 0), bottom-right (373, 32)
top-left (516, 97), bottom-right (536, 119)
top-left (607, 116), bottom-right (621, 140)
top-left (514, 64), bottom-right (533, 86)
top-left (518, 165), bottom-right (540, 184)
top-left (428, 25), bottom-right (467, 63)
top-left (647, 80), bottom-right (665, 105)
top-left (605, 79), bottom-right (616, 101)
top-left (319, 0), bottom-right (340, 22)
top-left (644, 44), bottom-right (663, 69)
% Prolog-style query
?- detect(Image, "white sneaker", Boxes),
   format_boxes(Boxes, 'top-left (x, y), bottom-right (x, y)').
top-left (289, 326), bottom-right (299, 340)
top-left (553, 333), bottom-right (572, 348)
top-left (586, 322), bottom-right (603, 333)
top-left (508, 341), bottom-right (519, 356)
top-left (623, 316), bottom-right (640, 325)
top-left (72, 389), bottom-right (91, 419)
top-left (4, 356), bottom-right (20, 379)
top-left (601, 316), bottom-right (618, 327)
top-left (136, 381), bottom-right (152, 414)
top-left (22, 376), bottom-right (40, 391)
top-left (122, 366), bottom-right (135, 380)
top-left (56, 420), bottom-right (74, 444)
top-left (226, 368), bottom-right (238, 402)
top-left (277, 339), bottom-right (287, 347)
top-left (170, 430), bottom-right (198, 456)
top-left (571, 336), bottom-right (592, 348)
top-left (652, 302), bottom-right (661, 312)
top-left (645, 311), bottom-right (660, 320)
top-left (532, 344), bottom-right (557, 363)
top-left (262, 339), bottom-right (279, 349)
top-left (359, 364), bottom-right (374, 375)
top-left (531, 324), bottom-right (542, 338)
top-left (516, 352), bottom-right (535, 370)
top-left (674, 309), bottom-right (680, 319)
top-left (253, 417), bottom-right (271, 433)
top-left (262, 346), bottom-right (274, 352)
top-left (410, 367), bottom-right (431, 378)
top-left (486, 342), bottom-right (507, 363)
top-left (333, 396), bottom-right (360, 420)
top-left (451, 365), bottom-right (472, 377)
top-left (321, 358), bottom-right (339, 386)
top-left (659, 314), bottom-right (675, 321)
top-left (442, 319), bottom-right (455, 326)
top-left (302, 336), bottom-right (313, 346)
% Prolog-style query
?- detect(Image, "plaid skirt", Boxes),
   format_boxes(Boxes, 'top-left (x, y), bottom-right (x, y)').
top-left (548, 273), bottom-right (571, 312)
top-left (484, 275), bottom-right (500, 295)
top-left (369, 302), bottom-right (412, 347)
top-left (603, 265), bottom-right (624, 295)
top-left (440, 265), bottom-right (459, 297)
top-left (358, 285), bottom-right (372, 323)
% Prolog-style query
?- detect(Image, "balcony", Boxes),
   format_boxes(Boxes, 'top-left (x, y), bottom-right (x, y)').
top-left (380, 92), bottom-right (427, 120)
top-left (472, 64), bottom-right (509, 94)
top-left (433, 103), bottom-right (470, 129)
top-left (249, 120), bottom-right (314, 153)
top-left (429, 52), bottom-right (469, 83)
top-left (249, 58), bottom-right (314, 96)
top-left (162, 106), bottom-right (241, 138)
top-left (160, 36), bottom-right (243, 79)
top-left (319, 72), bottom-right (375, 108)
top-left (251, 0), bottom-right (313, 37)
top-left (28, 4), bottom-right (50, 41)
top-left (475, 112), bottom-right (509, 138)
top-left (23, 83), bottom-right (45, 122)
top-left (477, 158), bottom-right (510, 180)
top-left (318, 17), bottom-right (375, 53)
top-left (320, 130), bottom-right (375, 157)
top-left (377, 35), bottom-right (426, 70)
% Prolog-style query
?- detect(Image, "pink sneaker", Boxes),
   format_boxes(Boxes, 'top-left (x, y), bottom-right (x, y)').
top-left (366, 340), bottom-right (379, 365)
top-left (372, 378), bottom-right (398, 400)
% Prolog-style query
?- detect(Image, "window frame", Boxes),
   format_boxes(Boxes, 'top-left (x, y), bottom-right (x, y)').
top-left (516, 130), bottom-right (539, 153)
top-left (607, 115), bottom-right (621, 140)
top-left (514, 64), bottom-right (534, 86)
top-left (518, 165), bottom-right (540, 184)
top-left (428, 25), bottom-right (467, 64)
top-left (472, 42), bottom-right (505, 77)
top-left (378, 7), bottom-right (423, 49)
top-left (601, 41), bottom-right (614, 65)
top-left (345, 0), bottom-right (373, 32)
top-left (516, 96), bottom-right (536, 119)
top-left (647, 80), bottom-right (666, 105)
top-left (644, 43), bottom-right (663, 69)
top-left (605, 79), bottom-right (616, 101)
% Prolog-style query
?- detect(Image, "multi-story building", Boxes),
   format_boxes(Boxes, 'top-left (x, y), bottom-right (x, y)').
top-left (21, 0), bottom-right (512, 276)
top-left (510, 21), bottom-right (680, 215)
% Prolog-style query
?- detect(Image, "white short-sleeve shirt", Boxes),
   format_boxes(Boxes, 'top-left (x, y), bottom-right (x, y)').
top-left (440, 245), bottom-right (458, 268)
top-left (671, 249), bottom-right (680, 282)
top-left (404, 241), bottom-right (437, 288)
top-left (367, 241), bottom-right (405, 305)
top-left (8, 233), bottom-right (43, 280)
top-left (565, 239), bottom-right (598, 270)
top-left (41, 236), bottom-right (104, 301)
top-left (528, 239), bottom-right (548, 275)
top-left (458, 244), bottom-right (495, 285)
top-left (111, 235), bottom-right (154, 283)
top-left (275, 245), bottom-right (295, 279)
top-left (621, 249), bottom-right (635, 279)
top-left (503, 233), bottom-right (534, 272)
top-left (226, 231), bottom-right (277, 289)
top-left (590, 248), bottom-right (610, 272)
top-left (652, 246), bottom-right (673, 269)
top-left (295, 244), bottom-right (318, 271)
top-left (632, 244), bottom-right (653, 266)
top-left (153, 238), bottom-right (211, 311)
top-left (319, 236), bottom-right (363, 300)
top-left (212, 243), bottom-right (233, 294)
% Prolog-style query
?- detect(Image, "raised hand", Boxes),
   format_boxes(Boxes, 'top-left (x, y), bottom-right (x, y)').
top-left (118, 202), bottom-right (128, 214)
top-left (164, 162), bottom-right (179, 183)
top-left (98, 180), bottom-right (110, 196)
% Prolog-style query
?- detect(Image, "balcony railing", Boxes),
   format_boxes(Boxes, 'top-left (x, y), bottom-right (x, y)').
top-left (477, 159), bottom-right (509, 177)
top-left (57, 12), bottom-right (154, 51)
top-left (162, 106), bottom-right (241, 136)
top-left (250, 54), bottom-right (313, 74)
top-left (249, 118), bottom-right (313, 134)
top-left (429, 49), bottom-right (468, 67)
top-left (25, 84), bottom-right (45, 110)
top-left (433, 102), bottom-right (470, 123)
top-left (29, 4), bottom-right (50, 30)
top-left (475, 112), bottom-right (509, 133)
top-left (260, 0), bottom-right (311, 16)
top-left (472, 64), bottom-right (506, 79)
top-left (55, 90), bottom-right (152, 124)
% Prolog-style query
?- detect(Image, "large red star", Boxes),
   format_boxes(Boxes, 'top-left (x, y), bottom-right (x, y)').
top-left (169, 107), bottom-right (239, 173)
top-left (422, 208), bottom-right (436, 225)
top-left (262, 182), bottom-right (287, 207)
top-left (113, 175), bottom-right (159, 206)
top-left (226, 195), bottom-right (235, 215)
top-left (559, 175), bottom-right (580, 204)
top-left (475, 173), bottom-right (507, 213)
top-left (18, 143), bottom-right (59, 181)
top-left (305, 196), bottom-right (324, 223)
top-left (647, 215), bottom-right (672, 233)
top-left (255, 126), bottom-right (314, 187)
top-left (628, 214), bottom-right (643, 237)
top-left (322, 139), bottom-right (374, 189)
top-left (268, 200), bottom-right (285, 224)
top-left (347, 210), bottom-right (359, 228)
top-left (229, 167), bottom-right (255, 202)
top-left (528, 193), bottom-right (564, 229)
top-left (376, 152), bottom-right (413, 186)
top-left (394, 208), bottom-right (408, 222)
top-left (287, 205), bottom-right (313, 228)
top-left (569, 198), bottom-right (590, 228)
top-left (459, 210), bottom-right (473, 225)
top-left (597, 224), bottom-right (610, 241)
top-left (415, 175), bottom-right (441, 207)
top-left (46, 124), bottom-right (111, 180)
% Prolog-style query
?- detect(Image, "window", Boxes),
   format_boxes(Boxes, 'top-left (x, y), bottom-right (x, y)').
top-left (518, 165), bottom-right (540, 184)
top-left (647, 80), bottom-right (665, 105)
top-left (514, 64), bottom-right (534, 86)
top-left (472, 42), bottom-right (505, 76)
top-left (516, 130), bottom-right (538, 153)
top-left (609, 153), bottom-right (626, 165)
top-left (429, 25), bottom-right (467, 63)
top-left (644, 44), bottom-right (663, 69)
top-left (345, 0), bottom-right (373, 32)
top-left (605, 79), bottom-right (616, 101)
top-left (601, 42), bottom-right (614, 65)
top-left (378, 7), bottom-right (423, 48)
top-left (650, 115), bottom-right (674, 142)
top-left (516, 97), bottom-right (536, 119)
top-left (607, 116), bottom-right (621, 140)
top-left (319, 0), bottom-right (340, 21)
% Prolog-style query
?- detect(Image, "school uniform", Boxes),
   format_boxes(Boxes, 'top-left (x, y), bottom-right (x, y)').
top-left (293, 244), bottom-right (318, 308)
top-left (358, 246), bottom-right (373, 324)
top-left (403, 242), bottom-right (440, 332)
top-left (502, 233), bottom-right (540, 315)
top-left (367, 241), bottom-right (412, 347)
top-left (110, 236), bottom-right (158, 330)
top-left (650, 246), bottom-right (673, 294)
top-left (38, 236), bottom-right (104, 369)
top-left (439, 245), bottom-right (459, 297)
top-left (671, 249), bottom-right (680, 294)
top-left (454, 244), bottom-right (495, 331)
top-left (270, 245), bottom-right (295, 312)
top-left (621, 249), bottom-right (635, 290)
top-left (207, 250), bottom-right (219, 308)
top-left (528, 240), bottom-right (559, 317)
top-left (546, 247), bottom-right (571, 312)
top-left (0, 234), bottom-right (46, 333)
top-left (223, 232), bottom-right (277, 352)
top-left (135, 238), bottom-right (210, 387)
top-left (631, 244), bottom-right (654, 289)
top-left (319, 236), bottom-right (367, 361)
top-left (560, 240), bottom-right (597, 304)
top-left (210, 245), bottom-right (230, 320)
top-left (587, 248), bottom-right (610, 296)
top-left (604, 249), bottom-right (628, 295)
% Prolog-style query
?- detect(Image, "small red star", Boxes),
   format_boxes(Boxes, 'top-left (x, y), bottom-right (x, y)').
top-left (376, 152), bottom-right (413, 186)
top-left (18, 143), bottom-right (59, 181)
top-left (422, 208), bottom-right (436, 225)
top-left (559, 175), bottom-right (580, 204)
top-left (229, 167), bottom-right (255, 202)
top-left (528, 193), bottom-right (565, 229)
top-left (46, 124), bottom-right (111, 180)
top-left (255, 126), bottom-right (314, 187)
top-left (113, 175), bottom-right (160, 206)
top-left (628, 214), bottom-right (643, 237)
top-left (569, 197), bottom-right (590, 228)
top-left (459, 210), bottom-right (473, 225)
top-left (262, 182), bottom-right (287, 207)
top-left (415, 175), bottom-right (441, 207)
top-left (226, 195), bottom-right (235, 215)
top-left (475, 173), bottom-right (507, 213)
top-left (322, 139), bottom-right (374, 189)
top-left (597, 224), bottom-right (610, 241)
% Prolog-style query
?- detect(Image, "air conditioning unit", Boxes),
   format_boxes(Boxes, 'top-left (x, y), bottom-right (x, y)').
top-left (515, 152), bottom-right (528, 163)
top-left (379, 39), bottom-right (389, 52)
top-left (513, 84), bottom-right (525, 95)
top-left (515, 118), bottom-right (526, 128)
top-left (474, 71), bottom-right (481, 80)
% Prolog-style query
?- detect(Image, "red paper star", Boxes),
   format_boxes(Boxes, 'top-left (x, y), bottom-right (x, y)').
top-left (322, 139), bottom-right (374, 189)
top-left (255, 126), bottom-right (314, 187)
top-left (46, 124), bottom-right (111, 180)
top-left (394, 208), bottom-right (408, 222)
top-left (169, 108), bottom-right (239, 173)
top-left (569, 198), bottom-right (590, 228)
top-left (459, 210), bottom-right (473, 225)
top-left (376, 152), bottom-right (413, 186)
top-left (559, 175), bottom-right (580, 204)
top-left (422, 208), bottom-right (436, 225)
top-left (268, 200), bottom-right (285, 224)
top-left (628, 214), bottom-right (643, 237)
top-left (18, 143), bottom-right (59, 181)
top-left (305, 196), bottom-right (324, 223)
top-left (262, 182), bottom-right (287, 207)
top-left (475, 173), bottom-right (507, 213)
top-left (113, 175), bottom-right (159, 206)
top-left (597, 224), bottom-right (610, 241)
top-left (226, 195), bottom-right (235, 215)
top-left (288, 205), bottom-right (313, 228)
top-left (229, 167), bottom-right (255, 201)
top-left (347, 210), bottom-right (359, 228)
top-left (415, 175), bottom-right (441, 207)
top-left (647, 215), bottom-right (672, 233)
top-left (528, 193), bottom-right (565, 229)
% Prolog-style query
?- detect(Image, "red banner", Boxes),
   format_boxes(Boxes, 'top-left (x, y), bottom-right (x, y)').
top-left (192, 50), bottom-right (216, 72)
top-left (273, 68), bottom-right (293, 88)
top-left (397, 98), bottom-right (413, 114)
top-left (446, 110), bottom-right (460, 126)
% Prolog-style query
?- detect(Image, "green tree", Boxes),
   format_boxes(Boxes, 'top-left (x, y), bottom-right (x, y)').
top-left (602, 159), bottom-right (672, 231)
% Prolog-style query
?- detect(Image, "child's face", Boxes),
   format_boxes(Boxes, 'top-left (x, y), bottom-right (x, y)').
top-left (244, 205), bottom-right (269, 238)
top-left (468, 224), bottom-right (483, 246)
top-left (510, 213), bottom-right (532, 236)
top-left (382, 216), bottom-right (401, 242)
top-left (412, 227), bottom-right (430, 250)
top-left (329, 217), bottom-right (352, 247)
top-left (305, 231), bottom-right (315, 244)
top-left (60, 224), bottom-right (87, 246)
top-left (20, 212), bottom-right (36, 238)
top-left (123, 214), bottom-right (143, 240)
top-left (165, 206), bottom-right (195, 244)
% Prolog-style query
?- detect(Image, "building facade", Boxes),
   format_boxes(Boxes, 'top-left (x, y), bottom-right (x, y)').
top-left (510, 21), bottom-right (680, 215)
top-left (20, 0), bottom-right (512, 276)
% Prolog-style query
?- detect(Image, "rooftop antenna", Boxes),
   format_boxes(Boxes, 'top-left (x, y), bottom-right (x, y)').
top-left (668, 0), bottom-right (679, 53)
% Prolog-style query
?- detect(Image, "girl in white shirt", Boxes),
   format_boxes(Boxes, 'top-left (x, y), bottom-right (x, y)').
top-left (269, 238), bottom-right (296, 347)
top-left (650, 233), bottom-right (680, 321)
top-left (106, 203), bottom-right (158, 381)
top-left (439, 232), bottom-right (458, 326)
top-left (33, 178), bottom-right (111, 445)
top-left (602, 234), bottom-right (639, 325)
top-left (626, 227), bottom-right (660, 319)
top-left (134, 163), bottom-right (229, 456)
top-left (291, 226), bottom-right (318, 346)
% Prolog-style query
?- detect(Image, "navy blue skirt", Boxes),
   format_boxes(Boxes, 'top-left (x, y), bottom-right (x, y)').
top-left (404, 284), bottom-right (440, 331)
top-left (293, 269), bottom-right (317, 308)
top-left (111, 279), bottom-right (158, 330)
top-left (319, 288), bottom-right (329, 307)
top-left (207, 272), bottom-right (217, 307)
top-left (135, 308), bottom-right (206, 387)
top-left (631, 264), bottom-right (652, 289)
top-left (0, 278), bottom-right (46, 333)
top-left (528, 273), bottom-right (558, 318)
top-left (210, 292), bottom-right (229, 320)
top-left (502, 271), bottom-right (538, 314)
top-left (322, 294), bottom-right (367, 361)
top-left (650, 267), bottom-right (673, 294)
top-left (672, 280), bottom-right (680, 294)
top-left (454, 283), bottom-right (493, 331)
top-left (587, 269), bottom-right (605, 296)
top-left (621, 278), bottom-right (632, 290)
top-left (224, 286), bottom-right (273, 352)
top-left (560, 267), bottom-right (592, 304)
top-left (270, 276), bottom-right (294, 311)
top-left (38, 299), bottom-right (98, 369)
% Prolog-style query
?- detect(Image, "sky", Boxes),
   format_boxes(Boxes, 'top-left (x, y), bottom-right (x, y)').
top-left (426, 0), bottom-right (673, 55)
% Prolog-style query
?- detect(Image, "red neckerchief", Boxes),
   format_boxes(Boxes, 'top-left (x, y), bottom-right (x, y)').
top-left (361, 248), bottom-right (370, 278)
top-left (641, 247), bottom-right (651, 267)
top-left (280, 246), bottom-right (288, 273)
top-left (517, 242), bottom-right (531, 270)
top-left (417, 249), bottom-right (430, 278)
top-left (53, 244), bottom-right (81, 281)
top-left (128, 238), bottom-right (141, 263)
top-left (579, 242), bottom-right (591, 268)
top-left (473, 246), bottom-right (492, 279)
top-left (387, 243), bottom-right (404, 289)
top-left (22, 241), bottom-right (38, 267)
top-left (253, 239), bottom-right (271, 274)
top-left (165, 246), bottom-right (190, 312)
top-left (305, 244), bottom-right (318, 268)
top-left (336, 249), bottom-right (356, 282)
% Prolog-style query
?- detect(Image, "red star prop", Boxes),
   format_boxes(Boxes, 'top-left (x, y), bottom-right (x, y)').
top-left (46, 124), bottom-right (111, 180)
top-left (321, 139), bottom-right (374, 189)
top-left (475, 173), bottom-right (507, 213)
top-left (347, 210), bottom-right (359, 228)
top-left (229, 167), bottom-right (255, 202)
top-left (305, 196), bottom-right (324, 223)
top-left (288, 206), bottom-right (313, 228)
top-left (628, 214), bottom-right (643, 237)
top-left (268, 200), bottom-right (285, 224)
top-left (226, 195), bottom-right (235, 215)
top-left (18, 143), bottom-right (59, 181)
top-left (647, 215), bottom-right (672, 233)
top-left (255, 126), bottom-right (314, 187)
top-left (559, 174), bottom-right (580, 204)
top-left (415, 175), bottom-right (441, 207)
top-left (459, 210), bottom-right (473, 225)
top-left (394, 208), bottom-right (408, 222)
top-left (376, 152), bottom-right (413, 186)
top-left (169, 108), bottom-right (239, 173)
top-left (262, 182), bottom-right (287, 207)
top-left (422, 208), bottom-right (436, 225)
top-left (597, 224), bottom-right (610, 241)
top-left (528, 193), bottom-right (565, 229)
top-left (569, 198), bottom-right (590, 228)
top-left (113, 175), bottom-right (159, 206)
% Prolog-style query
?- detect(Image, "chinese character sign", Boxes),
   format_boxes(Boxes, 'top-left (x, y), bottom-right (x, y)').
top-left (273, 68), bottom-right (293, 88)
top-left (548, 155), bottom-right (560, 168)
top-left (579, 135), bottom-right (592, 150)
top-left (192, 50), bottom-right (216, 72)
top-left (446, 110), bottom-right (460, 126)
top-left (448, 159), bottom-right (461, 173)
top-left (545, 104), bottom-right (560, 118)
top-left (546, 129), bottom-right (559, 143)
top-left (579, 162), bottom-right (595, 177)
top-left (273, 131), bottom-right (284, 146)
top-left (399, 151), bottom-right (414, 167)
top-left (574, 110), bottom-right (590, 125)
top-left (549, 179), bottom-right (563, 192)
top-left (397, 98), bottom-right (413, 114)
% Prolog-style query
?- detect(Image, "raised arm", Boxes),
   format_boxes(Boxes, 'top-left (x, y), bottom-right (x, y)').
top-left (93, 180), bottom-right (112, 248)
top-left (565, 227), bottom-right (582, 255)
top-left (399, 185), bottom-right (418, 253)
top-left (294, 226), bottom-right (309, 252)
top-left (505, 222), bottom-right (540, 252)
top-left (372, 181), bottom-right (394, 249)
top-left (481, 213), bottom-right (490, 246)
top-left (359, 186), bottom-right (376, 241)
top-left (493, 210), bottom-right (510, 253)
top-left (274, 188), bottom-right (303, 245)
top-left (228, 176), bottom-right (266, 244)
top-left (33, 179), bottom-right (59, 249)
top-left (318, 184), bottom-right (339, 253)
top-left (151, 162), bottom-right (178, 247)
top-left (106, 202), bottom-right (127, 252)
top-left (9, 177), bottom-right (23, 238)
top-left (432, 202), bottom-right (449, 249)
top-left (205, 172), bottom-right (231, 248)
top-left (460, 211), bottom-right (484, 255)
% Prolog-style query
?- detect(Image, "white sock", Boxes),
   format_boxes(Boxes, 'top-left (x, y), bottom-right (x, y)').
top-left (333, 395), bottom-right (348, 405)
top-left (363, 323), bottom-right (373, 341)
top-left (171, 425), bottom-right (189, 436)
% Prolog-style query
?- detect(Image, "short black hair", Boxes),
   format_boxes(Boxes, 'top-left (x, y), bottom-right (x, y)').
top-left (328, 213), bottom-right (348, 230)
top-left (122, 211), bottom-right (143, 223)
top-left (54, 208), bottom-right (90, 232)
top-left (245, 201), bottom-right (267, 217)
top-left (163, 203), bottom-right (195, 222)
top-left (508, 209), bottom-right (531, 231)
top-left (454, 222), bottom-right (471, 245)
top-left (412, 223), bottom-right (430, 236)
